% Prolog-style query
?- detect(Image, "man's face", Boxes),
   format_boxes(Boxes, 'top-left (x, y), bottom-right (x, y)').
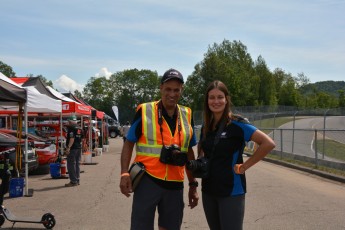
top-left (160, 80), bottom-right (183, 110)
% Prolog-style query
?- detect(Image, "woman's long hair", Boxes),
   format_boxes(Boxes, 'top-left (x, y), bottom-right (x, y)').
top-left (202, 80), bottom-right (232, 138)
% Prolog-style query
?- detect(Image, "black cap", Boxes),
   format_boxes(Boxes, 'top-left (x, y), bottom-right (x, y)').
top-left (161, 68), bottom-right (184, 84)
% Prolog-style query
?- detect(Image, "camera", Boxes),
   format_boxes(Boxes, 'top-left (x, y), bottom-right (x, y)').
top-left (159, 144), bottom-right (188, 166)
top-left (186, 157), bottom-right (209, 178)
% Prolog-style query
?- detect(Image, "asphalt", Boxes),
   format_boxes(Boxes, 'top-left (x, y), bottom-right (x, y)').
top-left (0, 138), bottom-right (344, 230)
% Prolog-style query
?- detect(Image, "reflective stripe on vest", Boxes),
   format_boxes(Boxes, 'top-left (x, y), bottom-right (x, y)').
top-left (135, 101), bottom-right (193, 181)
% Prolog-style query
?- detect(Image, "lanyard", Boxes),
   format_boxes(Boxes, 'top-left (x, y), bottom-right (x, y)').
top-left (158, 100), bottom-right (181, 147)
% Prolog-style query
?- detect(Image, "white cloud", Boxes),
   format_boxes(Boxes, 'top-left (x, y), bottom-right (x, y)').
top-left (95, 67), bottom-right (112, 79)
top-left (54, 75), bottom-right (84, 93)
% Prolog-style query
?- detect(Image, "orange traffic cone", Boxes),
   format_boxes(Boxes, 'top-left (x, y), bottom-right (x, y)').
top-left (60, 159), bottom-right (67, 177)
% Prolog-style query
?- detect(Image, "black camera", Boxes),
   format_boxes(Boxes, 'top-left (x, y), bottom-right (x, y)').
top-left (159, 144), bottom-right (188, 166)
top-left (186, 157), bottom-right (209, 178)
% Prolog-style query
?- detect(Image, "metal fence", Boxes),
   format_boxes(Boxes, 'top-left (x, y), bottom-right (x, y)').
top-left (193, 107), bottom-right (345, 171)
top-left (255, 128), bottom-right (345, 170)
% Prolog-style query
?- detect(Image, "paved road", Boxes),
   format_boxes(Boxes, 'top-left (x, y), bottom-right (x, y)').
top-left (273, 116), bottom-right (345, 161)
top-left (1, 138), bottom-right (345, 229)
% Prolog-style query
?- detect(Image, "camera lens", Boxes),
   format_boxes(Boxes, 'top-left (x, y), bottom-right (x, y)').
top-left (186, 160), bottom-right (199, 170)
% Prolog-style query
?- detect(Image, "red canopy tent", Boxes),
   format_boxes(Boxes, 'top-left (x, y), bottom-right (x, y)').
top-left (11, 77), bottom-right (92, 116)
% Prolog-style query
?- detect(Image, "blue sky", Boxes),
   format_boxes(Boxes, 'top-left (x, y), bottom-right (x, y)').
top-left (1, 0), bottom-right (344, 92)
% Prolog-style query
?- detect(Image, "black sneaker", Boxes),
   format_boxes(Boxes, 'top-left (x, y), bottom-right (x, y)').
top-left (65, 182), bottom-right (78, 187)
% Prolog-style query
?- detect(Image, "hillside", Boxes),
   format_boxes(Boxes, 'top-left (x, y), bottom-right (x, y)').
top-left (299, 80), bottom-right (345, 96)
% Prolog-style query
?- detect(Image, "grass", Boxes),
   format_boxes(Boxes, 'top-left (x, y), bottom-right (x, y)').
top-left (252, 117), bottom-right (296, 129)
top-left (265, 153), bottom-right (345, 177)
top-left (316, 139), bottom-right (345, 162)
top-left (252, 117), bottom-right (303, 134)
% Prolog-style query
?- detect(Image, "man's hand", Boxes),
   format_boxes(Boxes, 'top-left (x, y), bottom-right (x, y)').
top-left (64, 148), bottom-right (70, 156)
top-left (188, 186), bottom-right (199, 209)
top-left (119, 173), bottom-right (133, 197)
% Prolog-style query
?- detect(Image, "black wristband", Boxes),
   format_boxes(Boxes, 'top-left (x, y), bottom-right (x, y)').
top-left (189, 181), bottom-right (198, 187)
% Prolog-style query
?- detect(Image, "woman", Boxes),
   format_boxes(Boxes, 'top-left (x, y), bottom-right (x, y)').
top-left (198, 80), bottom-right (275, 230)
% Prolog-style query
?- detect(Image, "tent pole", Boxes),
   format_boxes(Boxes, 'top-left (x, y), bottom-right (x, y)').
top-left (24, 103), bottom-right (29, 196)
top-left (60, 112), bottom-right (63, 156)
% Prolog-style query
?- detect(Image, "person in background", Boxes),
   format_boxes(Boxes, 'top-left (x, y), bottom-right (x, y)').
top-left (65, 115), bottom-right (84, 187)
top-left (119, 68), bottom-right (199, 230)
top-left (197, 80), bottom-right (275, 230)
top-left (122, 121), bottom-right (131, 143)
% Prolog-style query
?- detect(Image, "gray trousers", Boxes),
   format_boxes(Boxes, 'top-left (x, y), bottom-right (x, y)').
top-left (131, 174), bottom-right (184, 230)
top-left (67, 148), bottom-right (81, 184)
top-left (202, 192), bottom-right (245, 230)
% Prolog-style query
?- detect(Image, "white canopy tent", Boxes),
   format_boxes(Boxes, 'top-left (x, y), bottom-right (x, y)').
top-left (0, 79), bottom-right (62, 114)
top-left (0, 73), bottom-right (62, 196)
top-left (46, 86), bottom-right (75, 102)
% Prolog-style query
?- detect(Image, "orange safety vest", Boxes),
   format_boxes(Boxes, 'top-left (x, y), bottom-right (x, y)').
top-left (134, 101), bottom-right (193, 182)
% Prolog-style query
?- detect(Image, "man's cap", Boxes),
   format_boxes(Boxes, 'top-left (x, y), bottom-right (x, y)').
top-left (68, 115), bottom-right (77, 121)
top-left (161, 69), bottom-right (184, 84)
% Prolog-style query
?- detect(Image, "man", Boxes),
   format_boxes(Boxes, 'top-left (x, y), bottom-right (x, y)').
top-left (119, 68), bottom-right (199, 230)
top-left (65, 115), bottom-right (83, 187)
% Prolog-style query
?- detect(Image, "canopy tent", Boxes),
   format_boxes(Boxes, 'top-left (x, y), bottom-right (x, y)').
top-left (62, 92), bottom-right (102, 118)
top-left (1, 76), bottom-right (62, 115)
top-left (8, 77), bottom-right (29, 85)
top-left (0, 87), bottom-right (62, 115)
top-left (0, 73), bottom-right (61, 196)
top-left (45, 86), bottom-right (92, 115)
top-left (11, 77), bottom-right (91, 116)
top-left (0, 73), bottom-right (26, 105)
top-left (14, 78), bottom-right (92, 156)
top-left (0, 72), bottom-right (27, 129)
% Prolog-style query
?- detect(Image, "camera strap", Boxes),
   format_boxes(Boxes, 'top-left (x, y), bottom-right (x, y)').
top-left (209, 120), bottom-right (226, 159)
top-left (158, 100), bottom-right (181, 147)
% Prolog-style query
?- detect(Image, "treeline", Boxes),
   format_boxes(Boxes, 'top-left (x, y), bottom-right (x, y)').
top-left (2, 39), bottom-right (345, 123)
top-left (82, 40), bottom-right (345, 123)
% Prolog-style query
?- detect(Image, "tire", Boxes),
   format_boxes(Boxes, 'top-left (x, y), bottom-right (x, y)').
top-left (42, 213), bottom-right (56, 229)
top-left (110, 131), bottom-right (118, 138)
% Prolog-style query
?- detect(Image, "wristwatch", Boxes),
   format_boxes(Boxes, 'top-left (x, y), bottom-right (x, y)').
top-left (188, 181), bottom-right (198, 187)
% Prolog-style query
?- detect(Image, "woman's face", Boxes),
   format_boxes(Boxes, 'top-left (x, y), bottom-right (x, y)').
top-left (208, 88), bottom-right (226, 115)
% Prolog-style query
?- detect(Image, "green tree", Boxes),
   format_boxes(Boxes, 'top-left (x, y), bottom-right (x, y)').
top-left (0, 61), bottom-right (16, 77)
top-left (316, 92), bottom-right (337, 108)
top-left (338, 90), bottom-right (345, 108)
top-left (254, 56), bottom-right (277, 105)
top-left (272, 68), bottom-right (289, 105)
top-left (181, 63), bottom-right (205, 111)
top-left (278, 76), bottom-right (299, 106)
top-left (74, 90), bottom-right (83, 99)
top-left (109, 69), bottom-right (160, 123)
top-left (295, 72), bottom-right (310, 88)
top-left (83, 76), bottom-right (114, 116)
top-left (187, 39), bottom-right (257, 107)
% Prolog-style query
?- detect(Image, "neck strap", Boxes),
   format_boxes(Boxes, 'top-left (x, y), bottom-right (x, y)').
top-left (158, 100), bottom-right (181, 146)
